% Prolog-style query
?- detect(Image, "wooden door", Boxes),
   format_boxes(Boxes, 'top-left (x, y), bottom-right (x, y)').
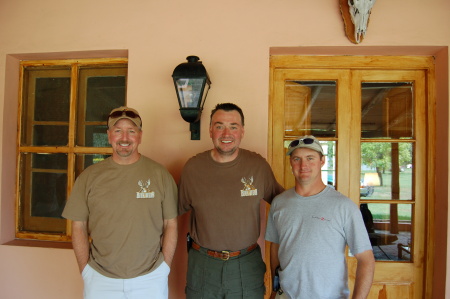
top-left (266, 55), bottom-right (435, 298)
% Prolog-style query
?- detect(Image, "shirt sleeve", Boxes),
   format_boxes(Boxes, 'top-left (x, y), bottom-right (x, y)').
top-left (265, 202), bottom-right (280, 244)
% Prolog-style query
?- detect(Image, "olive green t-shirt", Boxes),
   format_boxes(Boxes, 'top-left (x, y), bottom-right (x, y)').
top-left (62, 156), bottom-right (178, 278)
top-left (178, 149), bottom-right (284, 251)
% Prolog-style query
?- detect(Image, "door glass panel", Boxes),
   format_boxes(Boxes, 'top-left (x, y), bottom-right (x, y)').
top-left (284, 81), bottom-right (337, 138)
top-left (362, 203), bottom-right (412, 261)
top-left (361, 142), bottom-right (413, 200)
top-left (361, 82), bottom-right (413, 139)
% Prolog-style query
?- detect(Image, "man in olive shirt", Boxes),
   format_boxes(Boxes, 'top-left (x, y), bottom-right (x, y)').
top-left (179, 103), bottom-right (284, 298)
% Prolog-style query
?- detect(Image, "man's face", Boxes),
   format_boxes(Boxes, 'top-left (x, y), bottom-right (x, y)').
top-left (107, 118), bottom-right (142, 163)
top-left (290, 147), bottom-right (325, 186)
top-left (209, 109), bottom-right (245, 160)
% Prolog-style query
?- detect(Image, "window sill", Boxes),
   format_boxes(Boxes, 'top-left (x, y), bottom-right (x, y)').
top-left (3, 239), bottom-right (73, 249)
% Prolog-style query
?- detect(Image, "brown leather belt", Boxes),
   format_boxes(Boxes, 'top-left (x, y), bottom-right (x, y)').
top-left (191, 241), bottom-right (258, 261)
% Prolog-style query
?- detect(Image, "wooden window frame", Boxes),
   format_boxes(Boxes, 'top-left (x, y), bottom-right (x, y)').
top-left (15, 58), bottom-right (128, 243)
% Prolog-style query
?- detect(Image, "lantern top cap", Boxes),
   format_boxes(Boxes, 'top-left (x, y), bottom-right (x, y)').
top-left (172, 55), bottom-right (211, 83)
top-left (186, 56), bottom-right (200, 63)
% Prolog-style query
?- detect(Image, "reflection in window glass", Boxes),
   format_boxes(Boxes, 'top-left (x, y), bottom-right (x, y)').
top-left (361, 203), bottom-right (412, 261)
top-left (284, 81), bottom-right (337, 137)
top-left (361, 82), bottom-right (413, 139)
top-left (361, 142), bottom-right (413, 200)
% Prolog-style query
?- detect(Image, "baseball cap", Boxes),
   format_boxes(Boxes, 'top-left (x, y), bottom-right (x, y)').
top-left (107, 106), bottom-right (142, 128)
top-left (286, 135), bottom-right (324, 156)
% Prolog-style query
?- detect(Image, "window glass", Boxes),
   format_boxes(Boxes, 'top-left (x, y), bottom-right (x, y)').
top-left (284, 81), bottom-right (337, 138)
top-left (77, 67), bottom-right (127, 147)
top-left (362, 203), bottom-right (412, 261)
top-left (21, 68), bottom-right (71, 146)
top-left (361, 142), bottom-right (413, 200)
top-left (361, 82), bottom-right (413, 139)
top-left (19, 153), bottom-right (67, 233)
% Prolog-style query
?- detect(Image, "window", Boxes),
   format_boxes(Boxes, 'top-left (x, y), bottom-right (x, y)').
top-left (16, 58), bottom-right (127, 242)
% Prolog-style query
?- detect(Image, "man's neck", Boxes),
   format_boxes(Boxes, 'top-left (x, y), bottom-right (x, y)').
top-left (112, 153), bottom-right (141, 165)
top-left (295, 182), bottom-right (326, 197)
top-left (210, 148), bottom-right (240, 163)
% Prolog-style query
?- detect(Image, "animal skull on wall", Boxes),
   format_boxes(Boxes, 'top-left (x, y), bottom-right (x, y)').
top-left (340, 0), bottom-right (376, 44)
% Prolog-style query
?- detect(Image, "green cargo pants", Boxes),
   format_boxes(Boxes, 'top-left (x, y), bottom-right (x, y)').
top-left (186, 245), bottom-right (266, 299)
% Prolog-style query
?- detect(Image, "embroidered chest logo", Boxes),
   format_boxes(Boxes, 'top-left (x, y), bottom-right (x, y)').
top-left (240, 176), bottom-right (258, 197)
top-left (136, 179), bottom-right (155, 199)
top-left (312, 216), bottom-right (331, 222)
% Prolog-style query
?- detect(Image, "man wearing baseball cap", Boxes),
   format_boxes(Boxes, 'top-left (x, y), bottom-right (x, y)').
top-left (265, 135), bottom-right (375, 298)
top-left (63, 106), bottom-right (178, 299)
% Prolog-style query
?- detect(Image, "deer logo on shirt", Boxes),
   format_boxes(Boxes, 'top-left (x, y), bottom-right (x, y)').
top-left (241, 176), bottom-right (258, 197)
top-left (136, 179), bottom-right (155, 198)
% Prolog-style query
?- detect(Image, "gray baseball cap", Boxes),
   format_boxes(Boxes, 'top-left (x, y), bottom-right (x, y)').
top-left (286, 135), bottom-right (324, 156)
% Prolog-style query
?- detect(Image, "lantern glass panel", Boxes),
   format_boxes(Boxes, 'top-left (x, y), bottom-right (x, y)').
top-left (175, 78), bottom-right (205, 108)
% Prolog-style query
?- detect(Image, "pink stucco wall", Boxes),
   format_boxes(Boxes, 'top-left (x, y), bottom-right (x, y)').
top-left (0, 0), bottom-right (449, 298)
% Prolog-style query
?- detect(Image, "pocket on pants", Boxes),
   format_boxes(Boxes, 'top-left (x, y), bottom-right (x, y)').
top-left (81, 264), bottom-right (92, 280)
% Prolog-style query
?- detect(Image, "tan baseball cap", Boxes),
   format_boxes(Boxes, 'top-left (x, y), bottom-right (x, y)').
top-left (108, 106), bottom-right (142, 128)
top-left (286, 135), bottom-right (324, 156)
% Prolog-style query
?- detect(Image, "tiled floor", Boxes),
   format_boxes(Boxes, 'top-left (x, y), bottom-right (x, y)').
top-left (371, 230), bottom-right (411, 261)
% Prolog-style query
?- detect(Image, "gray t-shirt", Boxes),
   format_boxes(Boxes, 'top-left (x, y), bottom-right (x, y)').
top-left (265, 186), bottom-right (372, 298)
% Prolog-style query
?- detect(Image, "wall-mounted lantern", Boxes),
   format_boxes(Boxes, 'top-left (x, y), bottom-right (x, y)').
top-left (172, 56), bottom-right (211, 140)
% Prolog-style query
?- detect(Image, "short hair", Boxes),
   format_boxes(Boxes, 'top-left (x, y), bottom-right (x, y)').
top-left (210, 103), bottom-right (245, 126)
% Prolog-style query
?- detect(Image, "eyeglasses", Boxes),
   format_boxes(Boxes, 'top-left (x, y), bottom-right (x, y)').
top-left (108, 109), bottom-right (142, 127)
top-left (288, 138), bottom-right (315, 149)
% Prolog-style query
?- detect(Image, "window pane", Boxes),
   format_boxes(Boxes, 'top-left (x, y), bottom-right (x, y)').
top-left (361, 142), bottom-right (413, 200)
top-left (85, 76), bottom-right (127, 121)
top-left (284, 81), bottom-right (337, 138)
top-left (362, 203), bottom-right (412, 261)
top-left (31, 172), bottom-right (67, 218)
top-left (361, 82), bottom-right (413, 139)
top-left (321, 141), bottom-right (336, 187)
top-left (21, 68), bottom-right (71, 146)
top-left (35, 77), bottom-right (70, 121)
top-left (19, 153), bottom-right (67, 233)
top-left (84, 125), bottom-right (109, 147)
top-left (77, 67), bottom-right (127, 147)
top-left (33, 125), bottom-right (69, 146)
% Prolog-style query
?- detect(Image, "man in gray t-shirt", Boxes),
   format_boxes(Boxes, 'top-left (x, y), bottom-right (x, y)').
top-left (265, 135), bottom-right (375, 299)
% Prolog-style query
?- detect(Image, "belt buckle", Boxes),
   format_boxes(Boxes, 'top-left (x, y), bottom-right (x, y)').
top-left (221, 250), bottom-right (230, 261)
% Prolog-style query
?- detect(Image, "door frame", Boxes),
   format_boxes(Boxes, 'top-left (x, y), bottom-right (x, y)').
top-left (266, 51), bottom-right (446, 298)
